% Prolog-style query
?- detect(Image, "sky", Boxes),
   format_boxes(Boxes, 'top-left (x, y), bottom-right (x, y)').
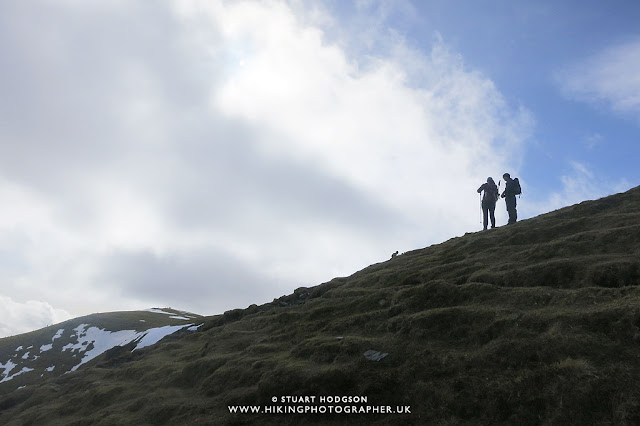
top-left (1, 0), bottom-right (639, 337)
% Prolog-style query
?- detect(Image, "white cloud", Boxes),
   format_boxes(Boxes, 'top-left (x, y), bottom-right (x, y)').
top-left (203, 2), bottom-right (531, 236)
top-left (0, 0), bottom-right (532, 337)
top-left (527, 161), bottom-right (630, 216)
top-left (556, 38), bottom-right (640, 121)
top-left (0, 296), bottom-right (71, 338)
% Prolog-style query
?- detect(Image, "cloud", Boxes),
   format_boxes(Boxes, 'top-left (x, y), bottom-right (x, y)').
top-left (0, 0), bottom-right (532, 336)
top-left (556, 38), bottom-right (640, 121)
top-left (527, 161), bottom-right (630, 216)
top-left (0, 296), bottom-right (71, 338)
top-left (99, 248), bottom-right (281, 313)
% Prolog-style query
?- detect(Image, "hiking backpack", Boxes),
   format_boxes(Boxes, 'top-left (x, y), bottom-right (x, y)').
top-left (513, 178), bottom-right (522, 195)
top-left (485, 182), bottom-right (499, 202)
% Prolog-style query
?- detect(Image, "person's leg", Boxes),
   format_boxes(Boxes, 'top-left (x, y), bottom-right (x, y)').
top-left (489, 204), bottom-right (496, 228)
top-left (482, 202), bottom-right (489, 230)
top-left (507, 199), bottom-right (516, 224)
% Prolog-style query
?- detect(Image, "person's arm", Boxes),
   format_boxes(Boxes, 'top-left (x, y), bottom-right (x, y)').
top-left (502, 181), bottom-right (511, 197)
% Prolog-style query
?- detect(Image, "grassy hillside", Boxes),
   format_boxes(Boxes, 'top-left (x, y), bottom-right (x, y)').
top-left (3, 188), bottom-right (640, 425)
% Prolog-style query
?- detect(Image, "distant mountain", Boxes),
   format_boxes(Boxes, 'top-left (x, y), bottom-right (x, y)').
top-left (2, 187), bottom-right (640, 424)
top-left (0, 308), bottom-right (202, 393)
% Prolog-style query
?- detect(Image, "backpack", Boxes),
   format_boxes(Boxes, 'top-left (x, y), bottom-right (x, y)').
top-left (513, 178), bottom-right (522, 195)
top-left (485, 182), bottom-right (499, 202)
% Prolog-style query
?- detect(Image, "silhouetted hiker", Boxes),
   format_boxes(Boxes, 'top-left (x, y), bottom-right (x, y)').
top-left (501, 173), bottom-right (521, 225)
top-left (477, 177), bottom-right (499, 230)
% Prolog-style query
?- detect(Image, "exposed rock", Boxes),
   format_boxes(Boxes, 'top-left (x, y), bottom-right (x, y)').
top-left (364, 350), bottom-right (388, 361)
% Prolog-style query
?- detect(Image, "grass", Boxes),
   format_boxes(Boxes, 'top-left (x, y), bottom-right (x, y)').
top-left (4, 188), bottom-right (640, 424)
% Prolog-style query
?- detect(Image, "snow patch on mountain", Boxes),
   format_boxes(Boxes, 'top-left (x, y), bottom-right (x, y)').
top-left (63, 324), bottom-right (141, 372)
top-left (1, 366), bottom-right (33, 383)
top-left (0, 360), bottom-right (17, 378)
top-left (144, 308), bottom-right (198, 320)
top-left (144, 308), bottom-right (174, 315)
top-left (133, 324), bottom-right (190, 351)
top-left (61, 323), bottom-right (193, 372)
top-left (52, 329), bottom-right (64, 341)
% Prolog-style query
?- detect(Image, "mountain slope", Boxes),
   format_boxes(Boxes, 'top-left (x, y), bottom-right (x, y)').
top-left (0, 308), bottom-right (202, 394)
top-left (3, 187), bottom-right (640, 425)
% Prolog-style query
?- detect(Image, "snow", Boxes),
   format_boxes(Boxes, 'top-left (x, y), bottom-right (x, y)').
top-left (134, 325), bottom-right (191, 350)
top-left (15, 346), bottom-right (23, 351)
top-left (70, 323), bottom-right (88, 338)
top-left (52, 328), bottom-right (64, 341)
top-left (187, 324), bottom-right (203, 331)
top-left (0, 360), bottom-right (17, 378)
top-left (45, 366), bottom-right (55, 372)
top-left (61, 323), bottom-right (193, 371)
top-left (144, 308), bottom-right (173, 315)
top-left (0, 366), bottom-right (33, 383)
top-left (21, 352), bottom-right (29, 360)
top-left (63, 325), bottom-right (141, 371)
top-left (40, 344), bottom-right (53, 352)
top-left (144, 308), bottom-right (197, 320)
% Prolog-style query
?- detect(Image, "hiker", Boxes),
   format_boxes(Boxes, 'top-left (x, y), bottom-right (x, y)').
top-left (501, 173), bottom-right (520, 225)
top-left (477, 177), bottom-right (499, 230)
